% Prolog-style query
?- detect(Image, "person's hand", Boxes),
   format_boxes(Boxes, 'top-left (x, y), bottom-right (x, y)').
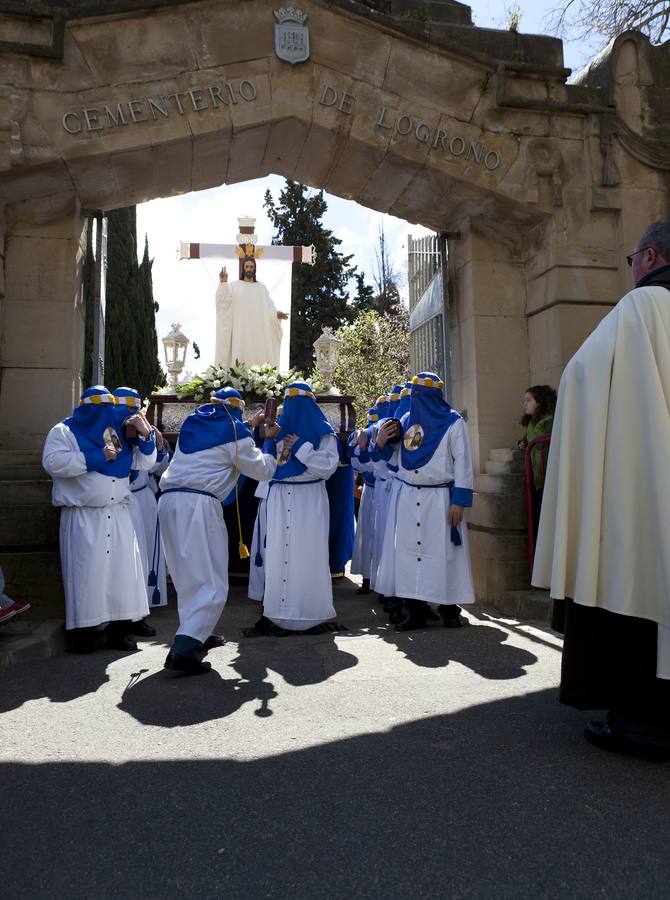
top-left (249, 410), bottom-right (265, 429)
top-left (448, 505), bottom-right (464, 527)
top-left (282, 433), bottom-right (299, 450)
top-left (155, 429), bottom-right (165, 452)
top-left (358, 430), bottom-right (369, 451)
top-left (517, 439), bottom-right (527, 450)
top-left (277, 311), bottom-right (289, 320)
top-left (126, 413), bottom-right (152, 439)
top-left (265, 423), bottom-right (281, 440)
top-left (375, 419), bottom-right (398, 449)
top-left (103, 446), bottom-right (118, 462)
top-left (219, 266), bottom-right (228, 283)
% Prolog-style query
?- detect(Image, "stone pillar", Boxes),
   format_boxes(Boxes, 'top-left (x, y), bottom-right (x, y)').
top-left (448, 220), bottom-right (529, 472)
top-left (0, 191), bottom-right (86, 452)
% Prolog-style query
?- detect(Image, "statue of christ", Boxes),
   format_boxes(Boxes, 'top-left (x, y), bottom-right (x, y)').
top-left (215, 256), bottom-right (289, 369)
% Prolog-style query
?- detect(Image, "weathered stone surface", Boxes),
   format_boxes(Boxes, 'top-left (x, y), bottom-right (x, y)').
top-left (0, 550), bottom-right (64, 618)
top-left (0, 501), bottom-right (59, 545)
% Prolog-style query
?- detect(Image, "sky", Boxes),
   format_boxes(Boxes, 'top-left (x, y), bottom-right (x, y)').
top-left (137, 0), bottom-right (601, 376)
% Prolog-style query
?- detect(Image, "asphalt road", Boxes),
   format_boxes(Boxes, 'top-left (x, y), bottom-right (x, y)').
top-left (1, 578), bottom-right (669, 899)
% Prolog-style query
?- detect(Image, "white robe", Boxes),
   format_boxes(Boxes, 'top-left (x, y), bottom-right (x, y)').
top-left (350, 456), bottom-right (375, 580)
top-left (532, 284), bottom-right (670, 676)
top-left (42, 422), bottom-right (156, 629)
top-left (388, 418), bottom-right (475, 606)
top-left (369, 456), bottom-right (393, 593)
top-left (263, 434), bottom-right (339, 630)
top-left (215, 279), bottom-right (283, 368)
top-left (158, 436), bottom-right (276, 643)
top-left (129, 464), bottom-right (168, 609)
top-left (248, 481), bottom-right (269, 603)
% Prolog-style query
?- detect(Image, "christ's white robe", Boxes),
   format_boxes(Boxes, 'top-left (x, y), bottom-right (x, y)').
top-left (215, 279), bottom-right (284, 368)
top-left (158, 436), bottom-right (276, 643)
top-left (262, 434), bottom-right (339, 630)
top-left (350, 455), bottom-right (375, 580)
top-left (388, 419), bottom-right (475, 606)
top-left (42, 422), bottom-right (156, 629)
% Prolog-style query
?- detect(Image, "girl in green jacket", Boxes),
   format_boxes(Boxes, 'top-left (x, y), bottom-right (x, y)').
top-left (518, 384), bottom-right (557, 542)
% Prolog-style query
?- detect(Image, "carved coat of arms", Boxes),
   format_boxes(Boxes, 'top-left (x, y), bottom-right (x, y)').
top-left (274, 7), bottom-right (310, 65)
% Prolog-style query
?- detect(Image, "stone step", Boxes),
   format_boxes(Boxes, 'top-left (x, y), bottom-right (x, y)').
top-left (489, 448), bottom-right (514, 463)
top-left (485, 455), bottom-right (525, 476)
top-left (0, 619), bottom-right (65, 671)
top-left (470, 491), bottom-right (526, 531)
top-left (0, 550), bottom-right (64, 618)
top-left (473, 473), bottom-right (524, 495)
top-left (0, 503), bottom-right (60, 545)
top-left (0, 479), bottom-right (53, 505)
top-left (486, 589), bottom-right (554, 624)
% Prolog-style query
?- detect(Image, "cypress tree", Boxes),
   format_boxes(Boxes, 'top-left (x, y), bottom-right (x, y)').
top-left (90, 206), bottom-right (164, 397)
top-left (82, 218), bottom-right (95, 388)
top-left (264, 181), bottom-right (356, 374)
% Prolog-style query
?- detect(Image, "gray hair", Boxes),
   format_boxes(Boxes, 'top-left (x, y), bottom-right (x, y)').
top-left (639, 221), bottom-right (670, 260)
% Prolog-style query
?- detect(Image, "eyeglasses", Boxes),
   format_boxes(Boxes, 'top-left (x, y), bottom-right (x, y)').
top-left (626, 247), bottom-right (652, 266)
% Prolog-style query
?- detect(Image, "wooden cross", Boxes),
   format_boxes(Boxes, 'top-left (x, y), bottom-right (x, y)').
top-left (178, 215), bottom-right (315, 276)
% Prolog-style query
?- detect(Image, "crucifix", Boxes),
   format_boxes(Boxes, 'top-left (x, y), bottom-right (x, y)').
top-left (178, 216), bottom-right (316, 370)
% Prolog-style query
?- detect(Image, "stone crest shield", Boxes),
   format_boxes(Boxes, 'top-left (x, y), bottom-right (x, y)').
top-left (274, 7), bottom-right (310, 65)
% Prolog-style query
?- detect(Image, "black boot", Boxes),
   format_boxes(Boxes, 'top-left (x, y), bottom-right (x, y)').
top-left (438, 604), bottom-right (465, 628)
top-left (201, 634), bottom-right (225, 654)
top-left (396, 599), bottom-right (428, 632)
top-left (105, 620), bottom-right (139, 651)
top-left (356, 578), bottom-right (371, 595)
top-left (164, 651), bottom-right (212, 675)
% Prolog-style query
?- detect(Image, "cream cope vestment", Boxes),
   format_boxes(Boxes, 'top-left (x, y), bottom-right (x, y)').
top-left (215, 280), bottom-right (283, 368)
top-left (532, 285), bottom-right (670, 673)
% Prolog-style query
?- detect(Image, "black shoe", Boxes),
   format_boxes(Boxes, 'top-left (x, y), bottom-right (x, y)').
top-left (202, 634), bottom-right (225, 653)
top-left (438, 604), bottom-right (466, 628)
top-left (356, 579), bottom-right (371, 596)
top-left (106, 634), bottom-right (139, 652)
top-left (584, 720), bottom-right (670, 760)
top-left (250, 616), bottom-right (290, 637)
top-left (164, 651), bottom-right (212, 675)
top-left (128, 618), bottom-right (157, 637)
top-left (389, 607), bottom-right (406, 626)
top-left (395, 610), bottom-right (428, 632)
top-left (425, 607), bottom-right (440, 622)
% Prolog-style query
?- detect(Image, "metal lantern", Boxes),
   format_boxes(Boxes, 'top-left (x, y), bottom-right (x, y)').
top-left (313, 326), bottom-right (342, 395)
top-left (162, 322), bottom-right (189, 392)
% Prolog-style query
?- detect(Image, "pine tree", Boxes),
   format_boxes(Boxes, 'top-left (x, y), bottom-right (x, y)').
top-left (264, 181), bottom-right (357, 374)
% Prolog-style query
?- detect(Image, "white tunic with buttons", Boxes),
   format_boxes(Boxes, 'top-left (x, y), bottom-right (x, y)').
top-left (42, 422), bottom-right (157, 629)
top-left (263, 434), bottom-right (339, 630)
top-left (390, 417), bottom-right (475, 606)
top-left (158, 435), bottom-right (277, 644)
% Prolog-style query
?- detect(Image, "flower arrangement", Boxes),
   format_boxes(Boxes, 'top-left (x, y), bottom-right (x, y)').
top-left (176, 361), bottom-right (307, 402)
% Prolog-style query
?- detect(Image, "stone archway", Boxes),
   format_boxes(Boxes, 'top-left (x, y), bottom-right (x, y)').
top-left (2, 0), bottom-right (670, 612)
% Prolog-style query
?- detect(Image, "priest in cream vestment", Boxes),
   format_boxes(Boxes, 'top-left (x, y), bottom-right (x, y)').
top-left (214, 257), bottom-right (287, 368)
top-left (533, 221), bottom-right (670, 759)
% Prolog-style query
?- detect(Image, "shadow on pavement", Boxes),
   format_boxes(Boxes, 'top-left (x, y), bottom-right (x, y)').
top-left (2, 688), bottom-right (669, 900)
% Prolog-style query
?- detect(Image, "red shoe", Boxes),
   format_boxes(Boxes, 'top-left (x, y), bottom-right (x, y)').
top-left (7, 601), bottom-right (30, 617)
top-left (0, 606), bottom-right (17, 624)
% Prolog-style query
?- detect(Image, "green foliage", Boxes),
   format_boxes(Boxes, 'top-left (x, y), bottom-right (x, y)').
top-left (264, 181), bottom-right (357, 374)
top-left (334, 309), bottom-right (411, 422)
top-left (84, 208), bottom-right (165, 398)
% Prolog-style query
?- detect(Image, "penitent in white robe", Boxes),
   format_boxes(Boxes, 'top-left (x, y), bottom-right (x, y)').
top-left (42, 422), bottom-right (156, 629)
top-left (349, 455), bottom-right (375, 581)
top-left (389, 418), bottom-right (475, 606)
top-left (262, 434), bottom-right (339, 630)
top-left (373, 444), bottom-right (402, 598)
top-left (158, 436), bottom-right (276, 644)
top-left (215, 279), bottom-right (284, 368)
